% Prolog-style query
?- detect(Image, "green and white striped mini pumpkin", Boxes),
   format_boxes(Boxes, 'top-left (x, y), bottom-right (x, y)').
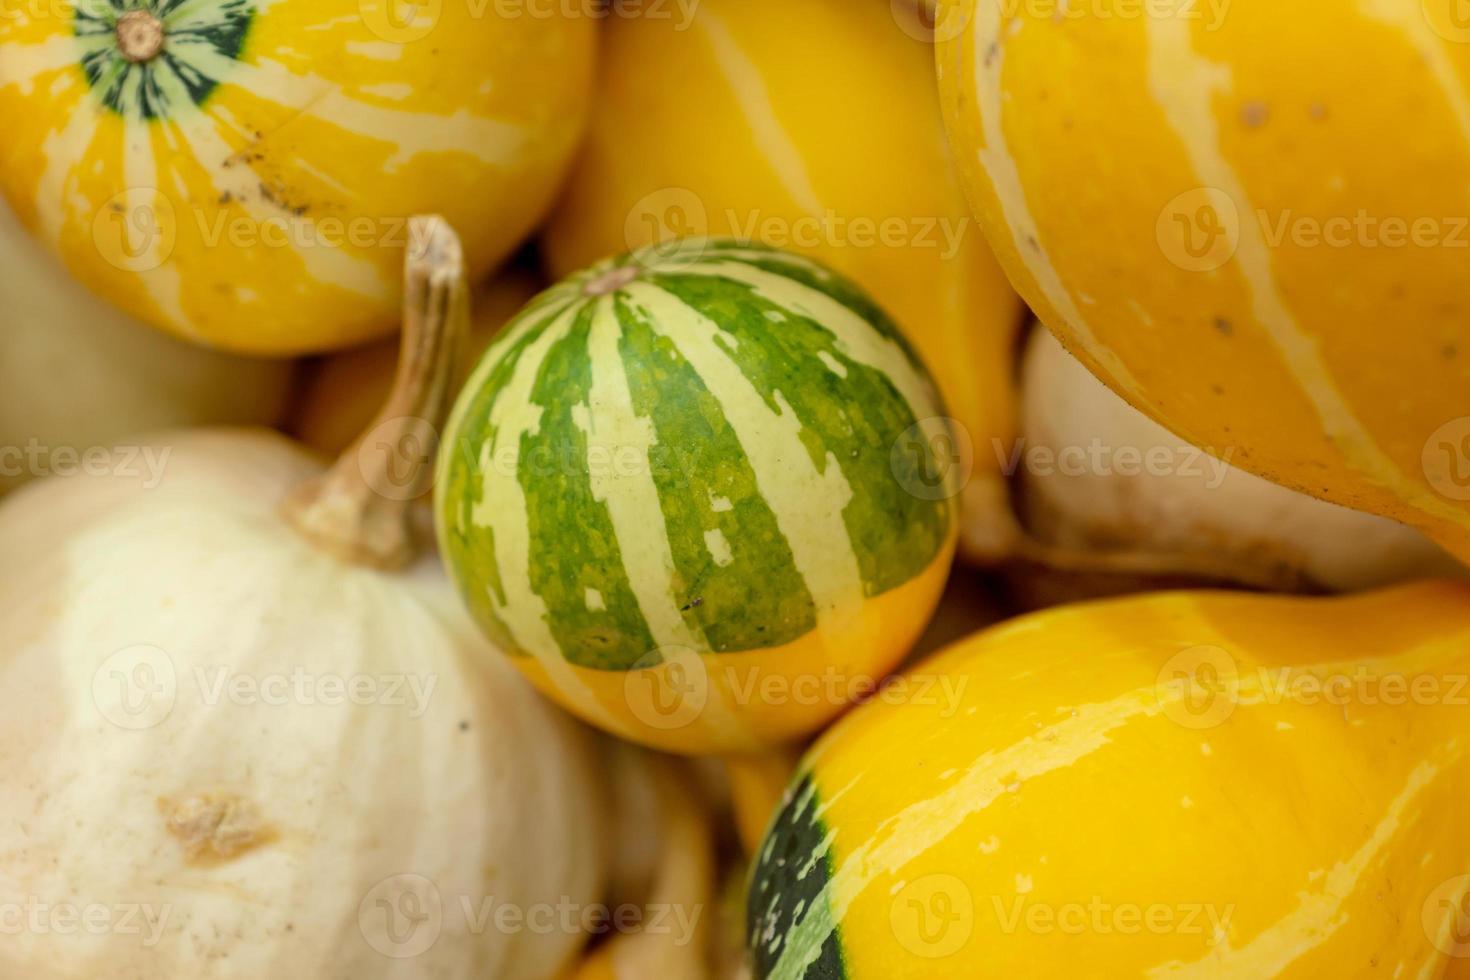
top-left (435, 239), bottom-right (959, 754)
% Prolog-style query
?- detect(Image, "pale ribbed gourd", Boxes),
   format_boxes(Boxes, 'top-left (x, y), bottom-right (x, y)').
top-left (747, 582), bottom-right (1470, 978)
top-left (436, 239), bottom-right (959, 756)
top-left (0, 219), bottom-right (607, 980)
top-left (935, 0), bottom-right (1470, 564)
top-left (0, 0), bottom-right (593, 354)
top-left (543, 0), bottom-right (1024, 563)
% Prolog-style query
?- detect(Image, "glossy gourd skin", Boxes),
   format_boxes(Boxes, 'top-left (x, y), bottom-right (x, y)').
top-left (544, 0), bottom-right (1024, 561)
top-left (437, 240), bottom-right (958, 755)
top-left (0, 197), bottom-right (290, 496)
top-left (936, 0), bottom-right (1470, 563)
top-left (0, 2), bottom-right (593, 354)
top-left (749, 582), bottom-right (1470, 979)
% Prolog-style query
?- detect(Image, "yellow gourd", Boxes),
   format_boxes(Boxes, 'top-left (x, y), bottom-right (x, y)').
top-left (936, 0), bottom-right (1470, 564)
top-left (0, 1), bottom-right (593, 354)
top-left (748, 582), bottom-right (1470, 978)
top-left (543, 0), bottom-right (1024, 561)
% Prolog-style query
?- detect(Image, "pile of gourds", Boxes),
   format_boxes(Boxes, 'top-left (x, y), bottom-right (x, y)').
top-left (2, 0), bottom-right (1467, 977)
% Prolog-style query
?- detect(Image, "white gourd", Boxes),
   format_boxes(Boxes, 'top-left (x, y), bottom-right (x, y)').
top-left (0, 198), bottom-right (291, 496)
top-left (0, 220), bottom-right (609, 980)
top-left (1018, 326), bottom-right (1465, 591)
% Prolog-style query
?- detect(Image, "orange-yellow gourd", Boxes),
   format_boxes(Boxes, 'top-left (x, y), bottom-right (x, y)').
top-left (748, 582), bottom-right (1470, 978)
top-left (936, 0), bottom-right (1470, 564)
top-left (544, 0), bottom-right (1024, 561)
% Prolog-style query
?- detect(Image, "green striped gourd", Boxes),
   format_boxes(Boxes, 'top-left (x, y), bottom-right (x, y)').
top-left (435, 239), bottom-right (959, 754)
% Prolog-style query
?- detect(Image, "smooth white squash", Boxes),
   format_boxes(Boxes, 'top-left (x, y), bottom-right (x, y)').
top-left (1018, 327), bottom-right (1464, 592)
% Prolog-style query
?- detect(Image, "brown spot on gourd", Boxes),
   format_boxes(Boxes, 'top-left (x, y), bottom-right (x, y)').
top-left (159, 793), bottom-right (272, 864)
top-left (1240, 101), bottom-right (1270, 127)
top-left (1213, 317), bottom-right (1233, 336)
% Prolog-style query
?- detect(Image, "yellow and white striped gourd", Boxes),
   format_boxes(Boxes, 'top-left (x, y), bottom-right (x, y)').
top-left (749, 582), bottom-right (1470, 978)
top-left (0, 0), bottom-right (593, 354)
top-left (936, 0), bottom-right (1470, 563)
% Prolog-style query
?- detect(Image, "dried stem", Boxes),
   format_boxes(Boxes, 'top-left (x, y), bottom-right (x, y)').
top-left (116, 10), bottom-right (165, 63)
top-left (282, 215), bottom-right (468, 569)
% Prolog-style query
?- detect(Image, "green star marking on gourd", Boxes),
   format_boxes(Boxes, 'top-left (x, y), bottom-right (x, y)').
top-left (436, 239), bottom-right (955, 672)
top-left (75, 0), bottom-right (254, 119)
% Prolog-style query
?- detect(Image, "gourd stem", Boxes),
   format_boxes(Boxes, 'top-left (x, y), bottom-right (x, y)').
top-left (282, 215), bottom-right (467, 569)
top-left (116, 10), bottom-right (165, 63)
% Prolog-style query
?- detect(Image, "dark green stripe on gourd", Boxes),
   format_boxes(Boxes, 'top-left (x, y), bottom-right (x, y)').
top-left (747, 773), bottom-right (847, 980)
top-left (76, 0), bottom-right (253, 119)
top-left (616, 295), bottom-right (817, 655)
top-left (700, 247), bottom-right (926, 364)
top-left (518, 304), bottom-right (660, 669)
top-left (645, 270), bottom-right (950, 595)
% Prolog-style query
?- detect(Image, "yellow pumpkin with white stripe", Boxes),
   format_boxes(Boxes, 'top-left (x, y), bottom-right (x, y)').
top-left (936, 0), bottom-right (1470, 564)
top-left (543, 0), bottom-right (1024, 562)
top-left (0, 0), bottom-right (593, 354)
top-left (436, 239), bottom-right (958, 755)
top-left (749, 582), bottom-right (1470, 978)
